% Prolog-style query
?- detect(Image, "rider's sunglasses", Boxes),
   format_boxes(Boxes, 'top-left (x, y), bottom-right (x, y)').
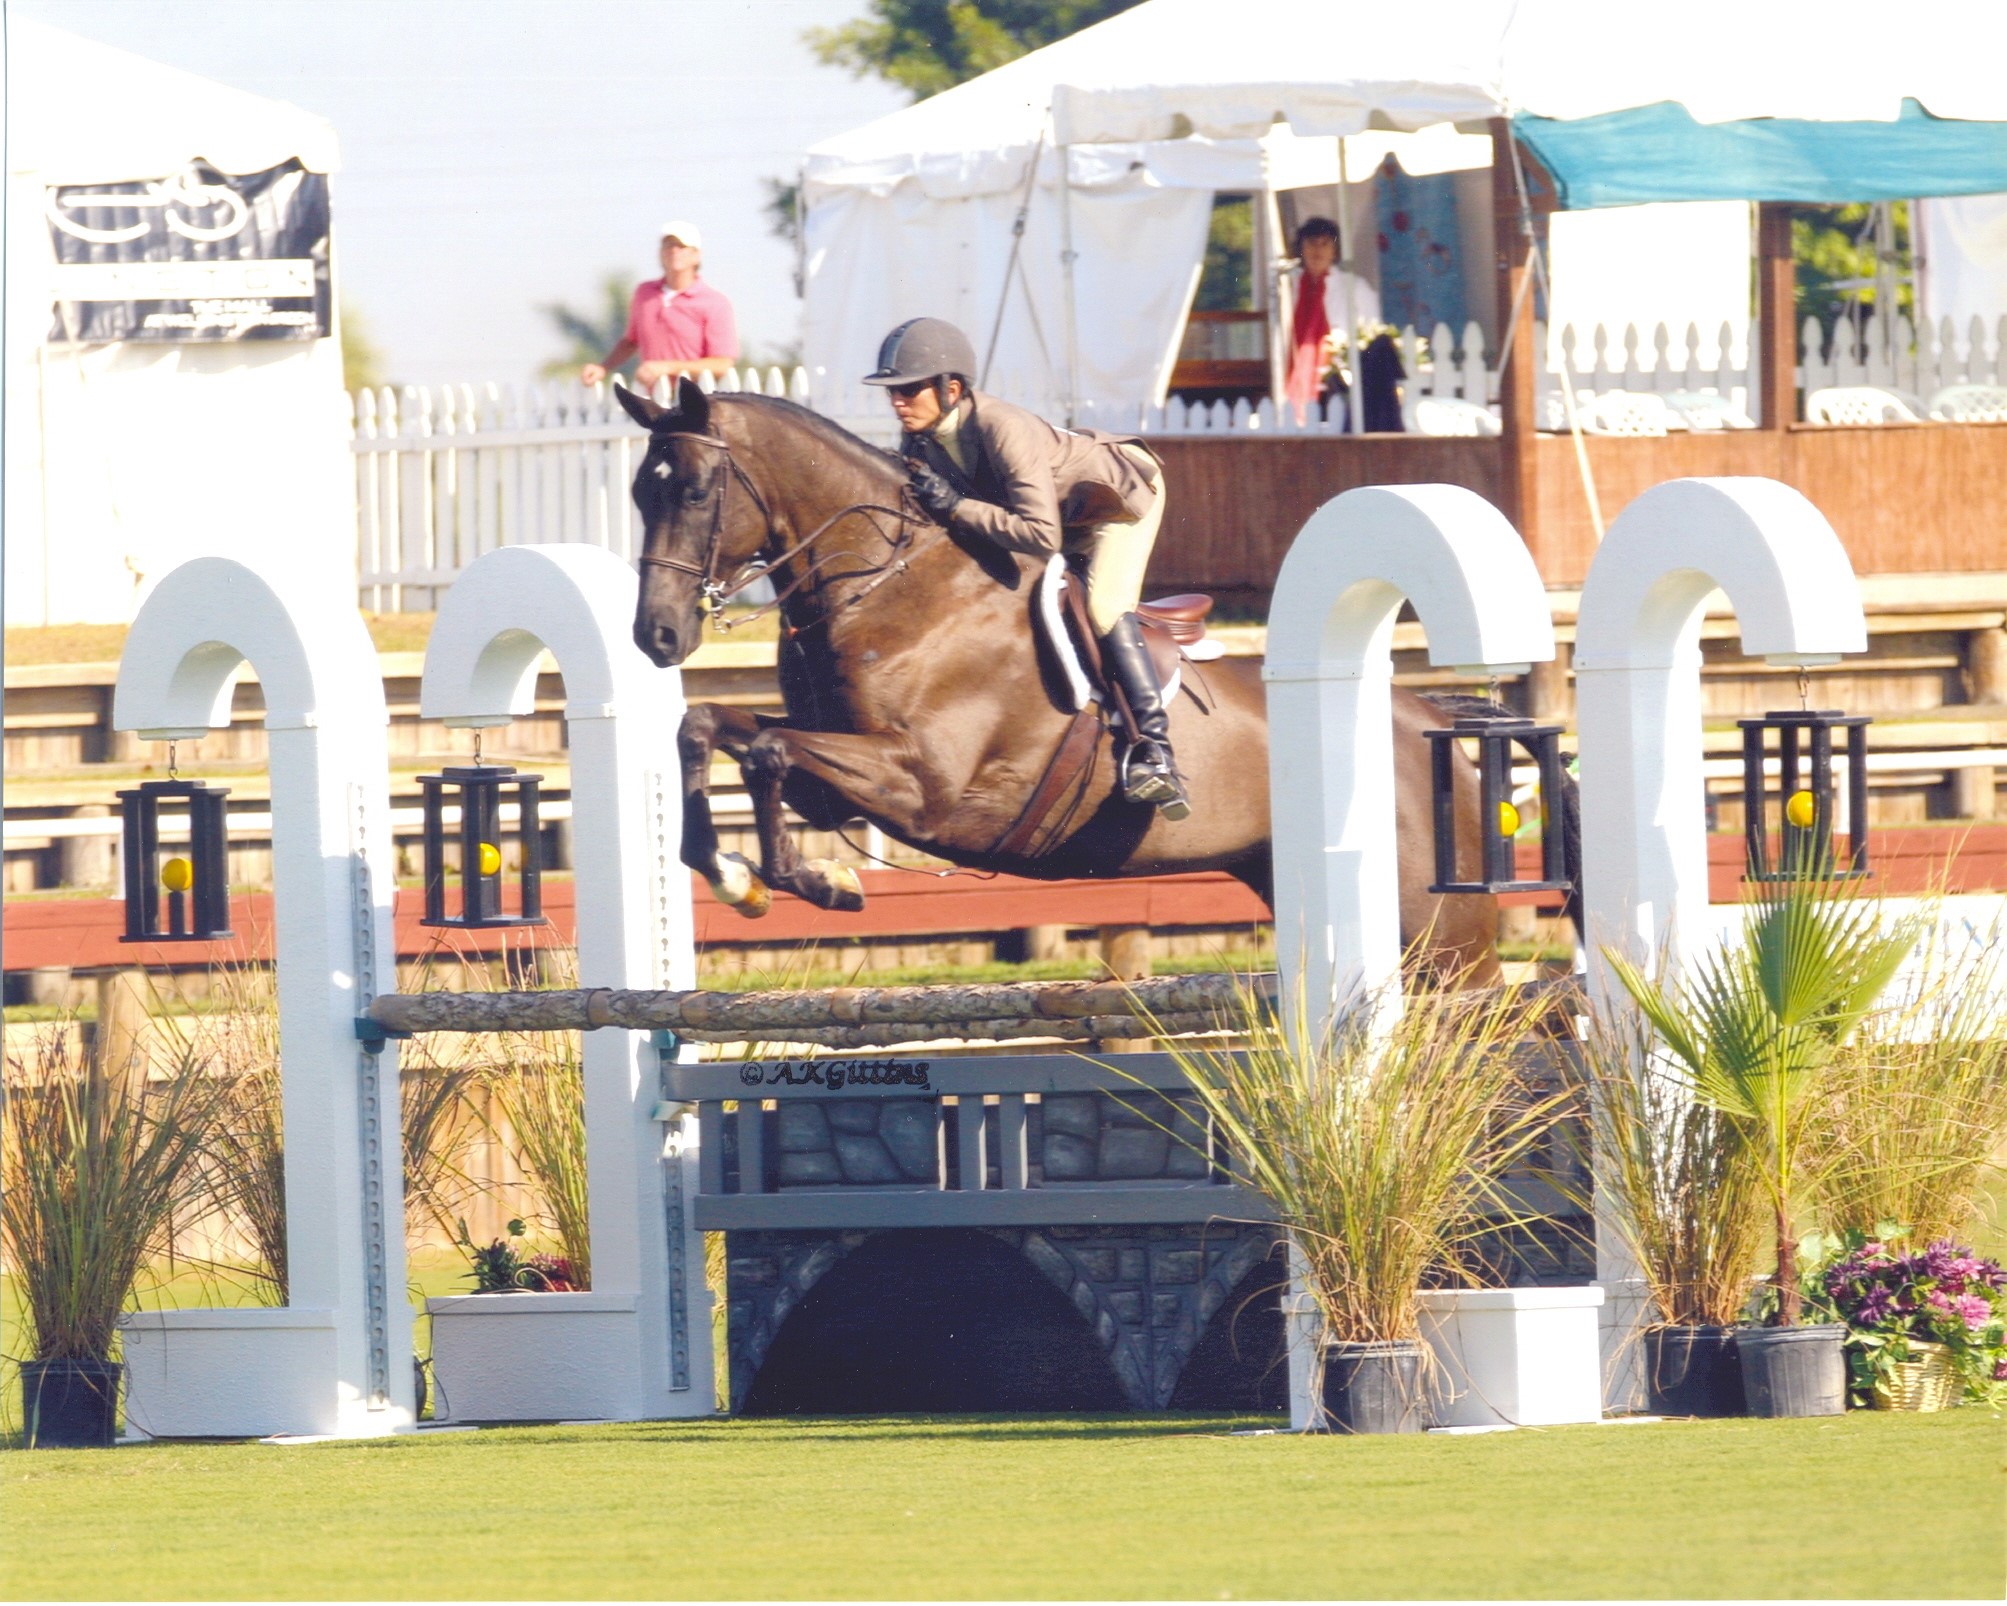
top-left (886, 380), bottom-right (933, 400)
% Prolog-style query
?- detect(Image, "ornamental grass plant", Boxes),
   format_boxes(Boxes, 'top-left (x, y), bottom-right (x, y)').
top-left (476, 1032), bottom-right (591, 1287)
top-left (1583, 1004), bottom-right (1769, 1327)
top-left (1608, 874), bottom-right (1923, 1325)
top-left (158, 968), bottom-right (288, 1304)
top-left (1804, 910), bottom-right (2007, 1245)
top-left (402, 947), bottom-right (590, 1285)
top-left (1151, 965), bottom-right (1574, 1344)
top-left (398, 1054), bottom-right (481, 1251)
top-left (1, 1024), bottom-right (231, 1363)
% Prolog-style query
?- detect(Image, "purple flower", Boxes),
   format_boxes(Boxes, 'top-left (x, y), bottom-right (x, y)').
top-left (1852, 1285), bottom-right (1894, 1325)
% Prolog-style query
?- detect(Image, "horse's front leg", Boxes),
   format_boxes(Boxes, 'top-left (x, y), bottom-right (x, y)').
top-left (678, 702), bottom-right (773, 917)
top-left (741, 725), bottom-right (930, 913)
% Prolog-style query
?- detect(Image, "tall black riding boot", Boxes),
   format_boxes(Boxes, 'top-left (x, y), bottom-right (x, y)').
top-left (1099, 613), bottom-right (1192, 822)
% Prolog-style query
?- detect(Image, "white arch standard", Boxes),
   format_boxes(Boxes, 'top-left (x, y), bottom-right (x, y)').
top-left (1574, 476), bottom-right (1866, 1409)
top-left (1263, 483), bottom-right (1556, 1039)
top-left (1575, 478), bottom-right (1867, 993)
top-left (1262, 484), bottom-right (1554, 1431)
top-left (418, 543), bottom-right (710, 1421)
top-left (115, 557), bottom-right (410, 1439)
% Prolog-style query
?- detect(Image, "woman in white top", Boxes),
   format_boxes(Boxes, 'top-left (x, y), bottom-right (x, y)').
top-left (1285, 216), bottom-right (1381, 425)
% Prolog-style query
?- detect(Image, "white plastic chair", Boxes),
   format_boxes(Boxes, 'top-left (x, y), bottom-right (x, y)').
top-left (1665, 390), bottom-right (1757, 431)
top-left (1580, 391), bottom-right (1673, 437)
top-left (1803, 386), bottom-right (1924, 425)
top-left (1408, 396), bottom-right (1501, 437)
top-left (1927, 383), bottom-right (2007, 422)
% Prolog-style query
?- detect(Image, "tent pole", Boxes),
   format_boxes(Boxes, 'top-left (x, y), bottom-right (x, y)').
top-left (1756, 202), bottom-right (1795, 430)
top-left (981, 127), bottom-right (1048, 391)
top-left (1261, 183), bottom-right (1289, 416)
top-left (1490, 119), bottom-right (1538, 558)
top-left (1338, 138), bottom-right (1361, 434)
top-left (1057, 142), bottom-right (1081, 427)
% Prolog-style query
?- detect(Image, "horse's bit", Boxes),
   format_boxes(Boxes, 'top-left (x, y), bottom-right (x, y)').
top-left (636, 428), bottom-right (931, 635)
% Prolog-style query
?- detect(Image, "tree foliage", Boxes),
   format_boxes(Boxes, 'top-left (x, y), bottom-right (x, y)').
top-left (339, 301), bottom-right (385, 392)
top-left (806, 0), bottom-right (1146, 101)
top-left (1794, 202), bottom-right (1914, 331)
top-left (538, 273), bottom-right (634, 380)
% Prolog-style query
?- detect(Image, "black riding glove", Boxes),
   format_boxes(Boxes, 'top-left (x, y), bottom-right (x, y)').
top-left (906, 458), bottom-right (963, 522)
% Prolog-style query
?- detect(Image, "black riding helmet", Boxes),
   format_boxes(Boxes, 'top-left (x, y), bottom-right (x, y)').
top-left (862, 317), bottom-right (978, 388)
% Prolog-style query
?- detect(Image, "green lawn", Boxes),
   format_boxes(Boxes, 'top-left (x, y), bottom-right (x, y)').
top-left (2, 1410), bottom-right (2000, 1600)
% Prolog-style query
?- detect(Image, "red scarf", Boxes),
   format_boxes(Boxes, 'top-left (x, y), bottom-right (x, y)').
top-left (1287, 270), bottom-right (1330, 419)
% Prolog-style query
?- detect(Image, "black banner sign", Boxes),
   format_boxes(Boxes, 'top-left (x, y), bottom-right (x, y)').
top-left (46, 159), bottom-right (331, 344)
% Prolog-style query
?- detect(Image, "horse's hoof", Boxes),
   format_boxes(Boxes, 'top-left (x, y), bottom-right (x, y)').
top-left (710, 853), bottom-right (771, 918)
top-left (805, 858), bottom-right (866, 912)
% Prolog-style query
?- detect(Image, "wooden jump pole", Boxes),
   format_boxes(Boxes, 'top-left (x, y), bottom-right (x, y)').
top-left (367, 971), bottom-right (1267, 1049)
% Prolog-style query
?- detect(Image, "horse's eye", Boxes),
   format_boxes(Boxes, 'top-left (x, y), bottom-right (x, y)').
top-left (681, 481), bottom-right (708, 506)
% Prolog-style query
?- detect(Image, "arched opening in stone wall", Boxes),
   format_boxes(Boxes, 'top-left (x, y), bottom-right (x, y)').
top-left (741, 1229), bottom-right (1127, 1414)
top-left (1169, 1243), bottom-right (1290, 1412)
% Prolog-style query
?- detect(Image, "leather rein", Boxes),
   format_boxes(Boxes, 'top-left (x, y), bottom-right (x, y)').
top-left (635, 429), bottom-right (931, 636)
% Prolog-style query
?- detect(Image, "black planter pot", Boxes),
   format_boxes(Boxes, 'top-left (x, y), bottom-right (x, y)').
top-left (1645, 1325), bottom-right (1745, 1417)
top-left (1320, 1340), bottom-right (1428, 1434)
top-left (23, 1358), bottom-right (122, 1449)
top-left (1735, 1323), bottom-right (1847, 1418)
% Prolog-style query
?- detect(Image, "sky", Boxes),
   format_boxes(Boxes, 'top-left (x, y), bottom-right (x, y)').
top-left (13, 0), bottom-right (907, 385)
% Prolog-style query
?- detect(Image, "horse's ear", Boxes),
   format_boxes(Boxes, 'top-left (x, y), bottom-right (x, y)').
top-left (676, 375), bottom-right (710, 434)
top-left (614, 381), bottom-right (666, 431)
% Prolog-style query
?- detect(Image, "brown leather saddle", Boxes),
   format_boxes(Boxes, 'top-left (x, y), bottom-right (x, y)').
top-left (990, 572), bottom-right (1214, 858)
top-left (1055, 569), bottom-right (1214, 704)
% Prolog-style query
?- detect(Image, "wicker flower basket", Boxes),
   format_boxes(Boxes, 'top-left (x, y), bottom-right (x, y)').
top-left (1870, 1340), bottom-right (1959, 1412)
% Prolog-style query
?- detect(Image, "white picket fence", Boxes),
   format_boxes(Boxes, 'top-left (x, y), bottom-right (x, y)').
top-left (352, 313), bottom-right (2005, 609)
top-left (352, 366), bottom-right (809, 610)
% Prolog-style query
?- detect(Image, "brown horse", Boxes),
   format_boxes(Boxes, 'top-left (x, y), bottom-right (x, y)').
top-left (617, 378), bottom-right (1503, 980)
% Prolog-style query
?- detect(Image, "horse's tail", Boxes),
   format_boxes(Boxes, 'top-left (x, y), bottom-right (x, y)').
top-left (1425, 693), bottom-right (1583, 941)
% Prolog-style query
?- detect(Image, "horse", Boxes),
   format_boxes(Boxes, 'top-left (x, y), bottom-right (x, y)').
top-left (616, 377), bottom-right (1508, 982)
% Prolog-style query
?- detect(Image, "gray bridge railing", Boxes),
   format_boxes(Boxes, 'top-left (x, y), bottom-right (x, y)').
top-left (659, 1050), bottom-right (1277, 1232)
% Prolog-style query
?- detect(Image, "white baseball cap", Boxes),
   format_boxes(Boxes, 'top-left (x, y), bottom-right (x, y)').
top-left (658, 219), bottom-right (703, 249)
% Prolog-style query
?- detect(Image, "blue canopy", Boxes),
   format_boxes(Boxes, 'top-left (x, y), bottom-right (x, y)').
top-left (1513, 99), bottom-right (2007, 209)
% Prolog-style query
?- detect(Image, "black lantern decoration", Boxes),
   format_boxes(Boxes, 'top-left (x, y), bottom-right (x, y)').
top-left (119, 765), bottom-right (235, 943)
top-left (1738, 708), bottom-right (1870, 882)
top-left (1423, 714), bottom-right (1576, 896)
top-left (419, 762), bottom-right (546, 929)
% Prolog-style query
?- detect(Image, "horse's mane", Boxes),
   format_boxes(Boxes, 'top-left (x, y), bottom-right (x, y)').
top-left (704, 393), bottom-right (906, 484)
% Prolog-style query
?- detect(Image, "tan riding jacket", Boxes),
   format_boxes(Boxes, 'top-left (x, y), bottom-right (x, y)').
top-left (901, 391), bottom-right (1159, 557)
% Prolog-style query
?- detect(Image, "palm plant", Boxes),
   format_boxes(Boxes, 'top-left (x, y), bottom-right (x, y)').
top-left (1608, 878), bottom-right (1922, 1325)
top-left (2, 1024), bottom-right (230, 1363)
top-left (1157, 969), bottom-right (1573, 1345)
top-left (1806, 913), bottom-right (2007, 1243)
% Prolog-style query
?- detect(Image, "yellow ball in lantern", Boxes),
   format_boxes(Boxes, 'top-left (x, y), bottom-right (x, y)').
top-left (1497, 799), bottom-right (1521, 838)
top-left (476, 841), bottom-right (503, 877)
top-left (160, 856), bottom-right (194, 893)
top-left (1784, 789), bottom-right (1818, 830)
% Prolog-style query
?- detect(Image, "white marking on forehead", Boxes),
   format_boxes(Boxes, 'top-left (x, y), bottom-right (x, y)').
top-left (653, 461), bottom-right (672, 480)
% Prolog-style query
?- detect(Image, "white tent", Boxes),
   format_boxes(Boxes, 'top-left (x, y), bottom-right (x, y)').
top-left (5, 21), bottom-right (349, 627)
top-left (800, 0), bottom-right (2007, 424)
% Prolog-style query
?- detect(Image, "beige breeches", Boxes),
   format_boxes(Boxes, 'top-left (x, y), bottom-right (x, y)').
top-left (1067, 445), bottom-right (1166, 635)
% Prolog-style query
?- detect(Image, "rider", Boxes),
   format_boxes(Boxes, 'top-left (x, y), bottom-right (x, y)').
top-left (863, 317), bottom-right (1191, 822)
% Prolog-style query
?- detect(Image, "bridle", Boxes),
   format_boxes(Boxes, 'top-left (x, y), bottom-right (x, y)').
top-left (636, 427), bottom-right (931, 635)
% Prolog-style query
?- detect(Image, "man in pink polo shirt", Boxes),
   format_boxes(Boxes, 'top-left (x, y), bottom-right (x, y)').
top-left (581, 219), bottom-right (738, 389)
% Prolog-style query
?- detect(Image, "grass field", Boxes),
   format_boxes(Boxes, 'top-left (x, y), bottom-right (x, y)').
top-left (1, 1410), bottom-right (2000, 1600)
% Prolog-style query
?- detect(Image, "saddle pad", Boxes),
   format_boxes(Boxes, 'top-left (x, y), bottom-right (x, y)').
top-left (1037, 556), bottom-right (1184, 712)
